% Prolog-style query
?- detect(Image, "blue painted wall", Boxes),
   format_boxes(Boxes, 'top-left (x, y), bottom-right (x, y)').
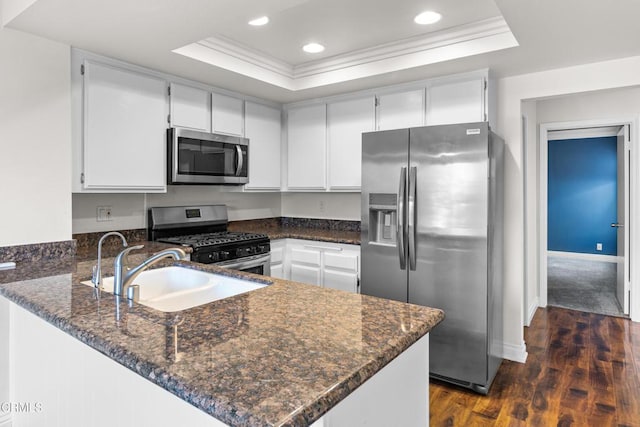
top-left (548, 136), bottom-right (617, 255)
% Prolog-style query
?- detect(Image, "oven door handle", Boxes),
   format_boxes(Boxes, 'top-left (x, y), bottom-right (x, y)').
top-left (216, 253), bottom-right (270, 271)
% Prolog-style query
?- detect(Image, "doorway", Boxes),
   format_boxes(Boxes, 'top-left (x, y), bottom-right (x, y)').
top-left (539, 121), bottom-right (632, 317)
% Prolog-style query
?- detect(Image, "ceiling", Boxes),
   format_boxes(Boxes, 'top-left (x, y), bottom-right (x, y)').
top-left (4, 0), bottom-right (640, 103)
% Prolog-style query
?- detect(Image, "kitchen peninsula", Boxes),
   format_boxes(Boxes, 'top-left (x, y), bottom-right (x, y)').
top-left (0, 244), bottom-right (443, 427)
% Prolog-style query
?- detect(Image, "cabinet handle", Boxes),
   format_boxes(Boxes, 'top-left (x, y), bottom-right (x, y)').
top-left (303, 245), bottom-right (343, 252)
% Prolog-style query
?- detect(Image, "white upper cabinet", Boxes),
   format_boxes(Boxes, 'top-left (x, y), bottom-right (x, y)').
top-left (244, 101), bottom-right (281, 190)
top-left (83, 61), bottom-right (167, 192)
top-left (376, 89), bottom-right (424, 131)
top-left (169, 83), bottom-right (210, 131)
top-left (287, 104), bottom-right (327, 190)
top-left (212, 92), bottom-right (244, 136)
top-left (327, 96), bottom-right (375, 190)
top-left (426, 77), bottom-right (485, 126)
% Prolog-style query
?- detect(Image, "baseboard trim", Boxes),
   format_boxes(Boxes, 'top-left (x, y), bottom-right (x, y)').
top-left (0, 413), bottom-right (12, 427)
top-left (547, 250), bottom-right (620, 263)
top-left (526, 297), bottom-right (539, 327)
top-left (502, 341), bottom-right (528, 363)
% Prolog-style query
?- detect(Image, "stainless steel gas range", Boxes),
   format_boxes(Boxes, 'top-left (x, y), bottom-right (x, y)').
top-left (148, 205), bottom-right (270, 275)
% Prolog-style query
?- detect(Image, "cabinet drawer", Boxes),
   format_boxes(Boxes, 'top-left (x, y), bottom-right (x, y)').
top-left (290, 248), bottom-right (321, 266)
top-left (324, 252), bottom-right (358, 272)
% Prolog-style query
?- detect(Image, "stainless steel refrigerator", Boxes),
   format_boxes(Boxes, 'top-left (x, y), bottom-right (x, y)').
top-left (361, 122), bottom-right (504, 394)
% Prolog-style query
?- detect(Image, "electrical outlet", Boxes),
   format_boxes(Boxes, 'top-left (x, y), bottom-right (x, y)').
top-left (596, 243), bottom-right (603, 251)
top-left (97, 206), bottom-right (113, 222)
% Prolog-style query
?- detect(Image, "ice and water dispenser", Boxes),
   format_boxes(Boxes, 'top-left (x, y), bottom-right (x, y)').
top-left (368, 193), bottom-right (398, 246)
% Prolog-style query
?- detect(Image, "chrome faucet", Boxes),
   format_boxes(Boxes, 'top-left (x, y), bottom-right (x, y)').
top-left (92, 231), bottom-right (128, 290)
top-left (113, 246), bottom-right (187, 299)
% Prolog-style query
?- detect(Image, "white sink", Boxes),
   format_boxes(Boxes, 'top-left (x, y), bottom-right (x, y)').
top-left (82, 266), bottom-right (267, 312)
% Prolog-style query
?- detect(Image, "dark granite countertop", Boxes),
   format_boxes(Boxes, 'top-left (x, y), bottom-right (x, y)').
top-left (228, 222), bottom-right (361, 245)
top-left (0, 248), bottom-right (443, 426)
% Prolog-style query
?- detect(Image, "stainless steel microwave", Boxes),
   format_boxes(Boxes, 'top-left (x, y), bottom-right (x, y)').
top-left (167, 128), bottom-right (249, 185)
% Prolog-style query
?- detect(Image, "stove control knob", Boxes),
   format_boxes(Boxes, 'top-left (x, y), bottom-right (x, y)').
top-left (221, 251), bottom-right (230, 260)
top-left (246, 247), bottom-right (254, 255)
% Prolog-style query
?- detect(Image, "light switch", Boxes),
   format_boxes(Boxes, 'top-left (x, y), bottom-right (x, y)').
top-left (596, 243), bottom-right (603, 251)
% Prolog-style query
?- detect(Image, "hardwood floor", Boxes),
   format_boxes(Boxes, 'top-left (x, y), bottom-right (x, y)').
top-left (429, 306), bottom-right (640, 426)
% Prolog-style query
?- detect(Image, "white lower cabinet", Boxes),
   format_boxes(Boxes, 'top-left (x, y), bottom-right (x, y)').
top-left (269, 239), bottom-right (286, 279)
top-left (270, 239), bottom-right (360, 293)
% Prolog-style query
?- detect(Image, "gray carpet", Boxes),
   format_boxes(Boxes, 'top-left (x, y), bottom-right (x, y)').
top-left (547, 256), bottom-right (624, 317)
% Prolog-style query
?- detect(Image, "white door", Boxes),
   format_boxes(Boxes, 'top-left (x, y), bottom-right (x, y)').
top-left (376, 89), bottom-right (424, 131)
top-left (244, 101), bottom-right (281, 190)
top-left (287, 104), bottom-right (327, 190)
top-left (327, 96), bottom-right (375, 190)
top-left (170, 83), bottom-right (210, 131)
top-left (212, 92), bottom-right (244, 136)
top-left (616, 125), bottom-right (631, 314)
top-left (83, 61), bottom-right (167, 192)
top-left (425, 77), bottom-right (485, 125)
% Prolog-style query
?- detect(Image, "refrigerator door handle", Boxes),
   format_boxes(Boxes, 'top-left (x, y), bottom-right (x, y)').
top-left (397, 167), bottom-right (407, 270)
top-left (408, 166), bottom-right (417, 270)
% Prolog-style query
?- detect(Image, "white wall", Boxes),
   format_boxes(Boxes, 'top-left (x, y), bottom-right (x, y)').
top-left (537, 86), bottom-right (640, 123)
top-left (497, 55), bottom-right (640, 361)
top-left (0, 28), bottom-right (71, 246)
top-left (521, 100), bottom-right (538, 326)
top-left (72, 190), bottom-right (363, 233)
top-left (281, 193), bottom-right (360, 220)
top-left (72, 188), bottom-right (282, 233)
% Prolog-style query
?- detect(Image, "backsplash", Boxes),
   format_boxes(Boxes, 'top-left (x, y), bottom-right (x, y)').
top-left (73, 229), bottom-right (147, 254)
top-left (280, 217), bottom-right (360, 232)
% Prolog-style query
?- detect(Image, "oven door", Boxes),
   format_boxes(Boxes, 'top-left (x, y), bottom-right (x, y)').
top-left (215, 253), bottom-right (271, 276)
top-left (168, 128), bottom-right (249, 185)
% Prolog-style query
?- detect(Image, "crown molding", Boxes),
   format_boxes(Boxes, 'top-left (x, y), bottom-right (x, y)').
top-left (173, 16), bottom-right (518, 91)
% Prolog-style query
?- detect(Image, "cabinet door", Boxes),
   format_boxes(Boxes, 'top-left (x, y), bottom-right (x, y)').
top-left (324, 269), bottom-right (358, 293)
top-left (377, 89), bottom-right (424, 131)
top-left (83, 61), bottom-right (166, 192)
top-left (327, 96), bottom-right (375, 190)
top-left (270, 264), bottom-right (284, 279)
top-left (289, 246), bottom-right (322, 285)
top-left (212, 92), bottom-right (244, 136)
top-left (170, 83), bottom-right (210, 131)
top-left (426, 78), bottom-right (485, 125)
top-left (245, 102), bottom-right (281, 190)
top-left (287, 104), bottom-right (327, 189)
top-left (269, 241), bottom-right (286, 279)
top-left (290, 264), bottom-right (321, 285)
top-left (323, 250), bottom-right (359, 293)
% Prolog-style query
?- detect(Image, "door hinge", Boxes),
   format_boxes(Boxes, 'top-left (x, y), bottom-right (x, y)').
top-left (80, 173), bottom-right (85, 184)
top-left (167, 114), bottom-right (171, 124)
top-left (80, 64), bottom-right (85, 75)
top-left (484, 79), bottom-right (487, 91)
top-left (374, 96), bottom-right (379, 107)
top-left (484, 113), bottom-right (488, 122)
top-left (357, 277), bottom-right (361, 291)
top-left (167, 86), bottom-right (171, 97)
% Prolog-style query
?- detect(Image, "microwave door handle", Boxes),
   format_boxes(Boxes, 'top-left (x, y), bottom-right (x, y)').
top-left (235, 145), bottom-right (244, 176)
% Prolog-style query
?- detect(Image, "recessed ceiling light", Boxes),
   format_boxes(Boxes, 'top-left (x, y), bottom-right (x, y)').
top-left (414, 11), bottom-right (441, 25)
top-left (303, 43), bottom-right (325, 53)
top-left (248, 16), bottom-right (269, 26)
